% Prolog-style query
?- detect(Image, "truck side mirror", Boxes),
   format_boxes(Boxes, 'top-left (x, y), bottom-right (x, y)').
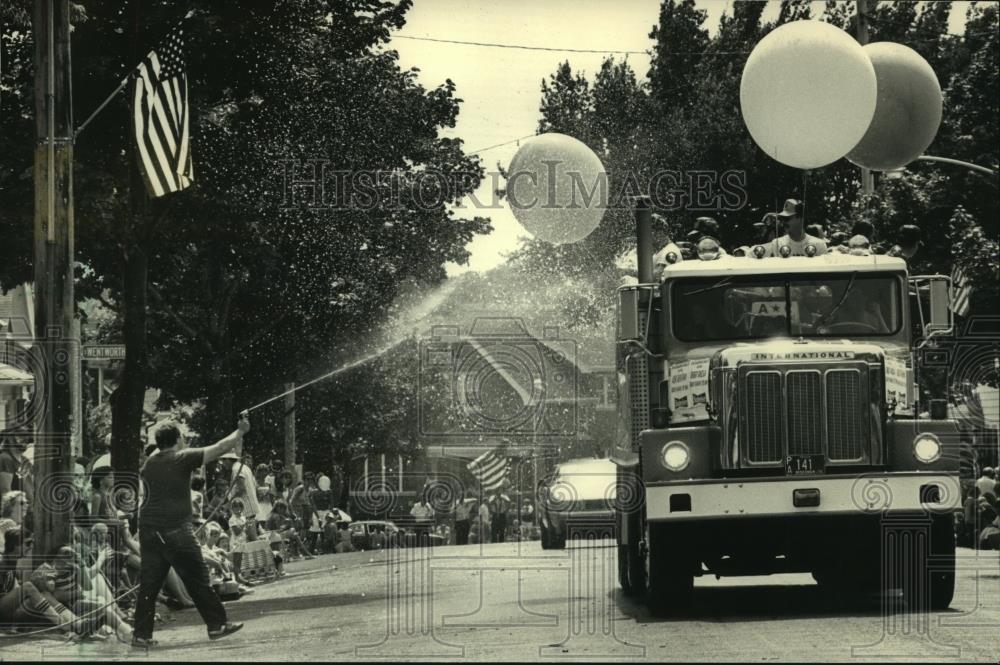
top-left (927, 277), bottom-right (952, 335)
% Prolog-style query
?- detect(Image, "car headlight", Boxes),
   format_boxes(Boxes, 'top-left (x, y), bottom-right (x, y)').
top-left (913, 434), bottom-right (941, 463)
top-left (661, 441), bottom-right (691, 471)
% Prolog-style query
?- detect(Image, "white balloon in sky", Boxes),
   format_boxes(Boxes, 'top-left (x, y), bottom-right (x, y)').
top-left (506, 133), bottom-right (608, 244)
top-left (740, 20), bottom-right (877, 170)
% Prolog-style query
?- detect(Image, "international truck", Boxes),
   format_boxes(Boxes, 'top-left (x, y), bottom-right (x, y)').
top-left (613, 198), bottom-right (960, 614)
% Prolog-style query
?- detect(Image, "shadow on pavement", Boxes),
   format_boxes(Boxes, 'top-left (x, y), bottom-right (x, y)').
top-left (612, 582), bottom-right (961, 624)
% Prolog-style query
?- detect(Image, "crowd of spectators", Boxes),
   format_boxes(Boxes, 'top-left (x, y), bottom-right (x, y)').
top-left (0, 431), bottom-right (361, 641)
top-left (2, 425), bottom-right (552, 641)
top-left (959, 468), bottom-right (1000, 550)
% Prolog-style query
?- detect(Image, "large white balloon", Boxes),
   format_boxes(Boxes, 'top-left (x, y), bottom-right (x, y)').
top-left (740, 20), bottom-right (878, 170)
top-left (846, 42), bottom-right (942, 171)
top-left (506, 133), bottom-right (607, 245)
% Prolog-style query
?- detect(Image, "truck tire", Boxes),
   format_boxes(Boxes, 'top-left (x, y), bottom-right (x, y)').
top-left (618, 510), bottom-right (645, 597)
top-left (901, 514), bottom-right (955, 611)
top-left (644, 524), bottom-right (694, 615)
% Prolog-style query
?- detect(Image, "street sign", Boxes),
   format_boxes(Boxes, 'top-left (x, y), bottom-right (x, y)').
top-left (82, 344), bottom-right (126, 361)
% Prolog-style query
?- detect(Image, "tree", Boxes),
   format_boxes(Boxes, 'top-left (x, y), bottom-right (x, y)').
top-left (539, 62), bottom-right (594, 139)
top-left (647, 0), bottom-right (710, 113)
top-left (0, 0), bottom-right (491, 478)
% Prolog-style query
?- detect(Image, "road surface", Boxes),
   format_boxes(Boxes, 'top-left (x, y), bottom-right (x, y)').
top-left (3, 541), bottom-right (997, 661)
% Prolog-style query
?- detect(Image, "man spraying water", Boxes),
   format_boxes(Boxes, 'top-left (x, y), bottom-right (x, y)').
top-left (132, 413), bottom-right (251, 649)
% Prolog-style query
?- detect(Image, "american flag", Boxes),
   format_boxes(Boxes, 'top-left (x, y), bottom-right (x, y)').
top-left (950, 264), bottom-right (972, 317)
top-left (132, 24), bottom-right (193, 197)
top-left (467, 447), bottom-right (510, 491)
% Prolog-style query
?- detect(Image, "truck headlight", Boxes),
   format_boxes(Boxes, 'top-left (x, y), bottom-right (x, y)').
top-left (661, 441), bottom-right (690, 471)
top-left (913, 434), bottom-right (941, 463)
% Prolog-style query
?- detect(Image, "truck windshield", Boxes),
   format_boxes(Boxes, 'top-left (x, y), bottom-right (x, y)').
top-left (671, 273), bottom-right (902, 341)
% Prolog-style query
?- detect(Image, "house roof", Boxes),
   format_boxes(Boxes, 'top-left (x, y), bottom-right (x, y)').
top-left (0, 363), bottom-right (34, 385)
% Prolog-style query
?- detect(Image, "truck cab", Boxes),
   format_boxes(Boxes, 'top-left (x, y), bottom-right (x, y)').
top-left (614, 235), bottom-right (959, 614)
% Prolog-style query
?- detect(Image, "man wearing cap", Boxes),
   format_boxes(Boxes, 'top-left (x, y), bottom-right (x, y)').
top-left (221, 451), bottom-right (261, 542)
top-left (133, 415), bottom-right (250, 648)
top-left (766, 199), bottom-right (828, 257)
top-left (886, 224), bottom-right (922, 261)
top-left (687, 216), bottom-right (728, 255)
top-left (754, 212), bottom-right (781, 247)
top-left (977, 467), bottom-right (996, 496)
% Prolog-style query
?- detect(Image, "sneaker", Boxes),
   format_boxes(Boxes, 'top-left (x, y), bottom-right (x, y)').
top-left (208, 622), bottom-right (244, 640)
top-left (132, 636), bottom-right (158, 649)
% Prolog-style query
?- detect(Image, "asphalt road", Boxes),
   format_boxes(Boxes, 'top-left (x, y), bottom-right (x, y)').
top-left (3, 541), bottom-right (998, 662)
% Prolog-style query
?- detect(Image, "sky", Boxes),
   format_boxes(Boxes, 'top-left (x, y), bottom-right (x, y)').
top-left (390, 0), bottom-right (973, 276)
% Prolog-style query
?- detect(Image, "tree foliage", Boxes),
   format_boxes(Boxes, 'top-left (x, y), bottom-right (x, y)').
top-left (0, 0), bottom-right (490, 466)
top-left (521, 0), bottom-right (998, 318)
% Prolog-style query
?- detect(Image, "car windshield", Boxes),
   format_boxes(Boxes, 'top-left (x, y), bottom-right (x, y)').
top-left (555, 459), bottom-right (617, 501)
top-left (672, 273), bottom-right (902, 341)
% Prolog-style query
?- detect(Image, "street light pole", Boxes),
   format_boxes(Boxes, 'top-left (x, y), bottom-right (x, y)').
top-left (856, 0), bottom-right (875, 196)
top-left (916, 155), bottom-right (999, 178)
top-left (32, 0), bottom-right (75, 559)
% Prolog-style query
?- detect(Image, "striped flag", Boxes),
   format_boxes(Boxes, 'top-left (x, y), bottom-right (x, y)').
top-left (467, 447), bottom-right (510, 491)
top-left (950, 264), bottom-right (972, 317)
top-left (132, 23), bottom-right (193, 197)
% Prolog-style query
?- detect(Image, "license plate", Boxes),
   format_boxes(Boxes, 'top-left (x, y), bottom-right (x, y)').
top-left (785, 455), bottom-right (825, 475)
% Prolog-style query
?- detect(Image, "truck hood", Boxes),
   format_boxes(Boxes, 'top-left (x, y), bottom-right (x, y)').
top-left (713, 339), bottom-right (886, 367)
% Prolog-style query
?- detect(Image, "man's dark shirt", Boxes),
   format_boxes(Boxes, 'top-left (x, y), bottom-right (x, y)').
top-left (309, 488), bottom-right (333, 512)
top-left (140, 447), bottom-right (204, 531)
top-left (0, 449), bottom-right (22, 491)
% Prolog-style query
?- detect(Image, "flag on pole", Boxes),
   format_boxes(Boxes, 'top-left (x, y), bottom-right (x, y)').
top-left (132, 23), bottom-right (193, 197)
top-left (950, 264), bottom-right (972, 316)
top-left (467, 447), bottom-right (510, 491)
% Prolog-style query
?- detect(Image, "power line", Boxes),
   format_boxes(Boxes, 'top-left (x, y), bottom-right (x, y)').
top-left (394, 34), bottom-right (648, 55)
top-left (395, 34), bottom-right (750, 56)
top-left (468, 133), bottom-right (538, 155)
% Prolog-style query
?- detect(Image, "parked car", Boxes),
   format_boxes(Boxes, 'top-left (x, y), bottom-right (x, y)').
top-left (537, 458), bottom-right (617, 549)
top-left (348, 519), bottom-right (447, 549)
top-left (349, 520), bottom-right (403, 550)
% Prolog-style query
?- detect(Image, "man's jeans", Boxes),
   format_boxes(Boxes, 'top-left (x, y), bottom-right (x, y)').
top-left (134, 523), bottom-right (227, 639)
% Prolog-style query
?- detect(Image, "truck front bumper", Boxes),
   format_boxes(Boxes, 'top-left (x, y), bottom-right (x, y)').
top-left (646, 473), bottom-right (959, 522)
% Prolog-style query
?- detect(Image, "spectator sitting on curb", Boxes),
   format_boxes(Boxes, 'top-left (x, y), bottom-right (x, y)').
top-left (265, 501), bottom-right (314, 560)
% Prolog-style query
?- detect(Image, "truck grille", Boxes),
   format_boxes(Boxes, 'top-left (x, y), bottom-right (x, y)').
top-left (740, 364), bottom-right (870, 465)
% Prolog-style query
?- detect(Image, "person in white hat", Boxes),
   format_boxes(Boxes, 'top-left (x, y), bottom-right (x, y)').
top-left (766, 199), bottom-right (828, 257)
top-left (977, 467), bottom-right (997, 496)
top-left (220, 451), bottom-right (261, 543)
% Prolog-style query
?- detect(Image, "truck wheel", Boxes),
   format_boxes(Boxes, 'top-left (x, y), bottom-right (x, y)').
top-left (618, 510), bottom-right (645, 597)
top-left (644, 524), bottom-right (694, 615)
top-left (902, 515), bottom-right (955, 611)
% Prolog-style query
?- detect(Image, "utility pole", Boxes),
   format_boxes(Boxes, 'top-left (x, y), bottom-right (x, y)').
top-left (284, 382), bottom-right (296, 471)
top-left (32, 0), bottom-right (75, 559)
top-left (857, 0), bottom-right (875, 196)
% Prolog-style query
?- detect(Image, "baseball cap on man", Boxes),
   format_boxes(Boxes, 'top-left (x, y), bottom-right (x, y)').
top-left (776, 199), bottom-right (803, 218)
top-left (898, 224), bottom-right (921, 245)
top-left (687, 216), bottom-right (720, 240)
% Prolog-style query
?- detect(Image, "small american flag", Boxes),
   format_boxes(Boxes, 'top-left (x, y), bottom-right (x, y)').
top-left (950, 264), bottom-right (972, 317)
top-left (467, 447), bottom-right (510, 491)
top-left (131, 24), bottom-right (193, 197)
